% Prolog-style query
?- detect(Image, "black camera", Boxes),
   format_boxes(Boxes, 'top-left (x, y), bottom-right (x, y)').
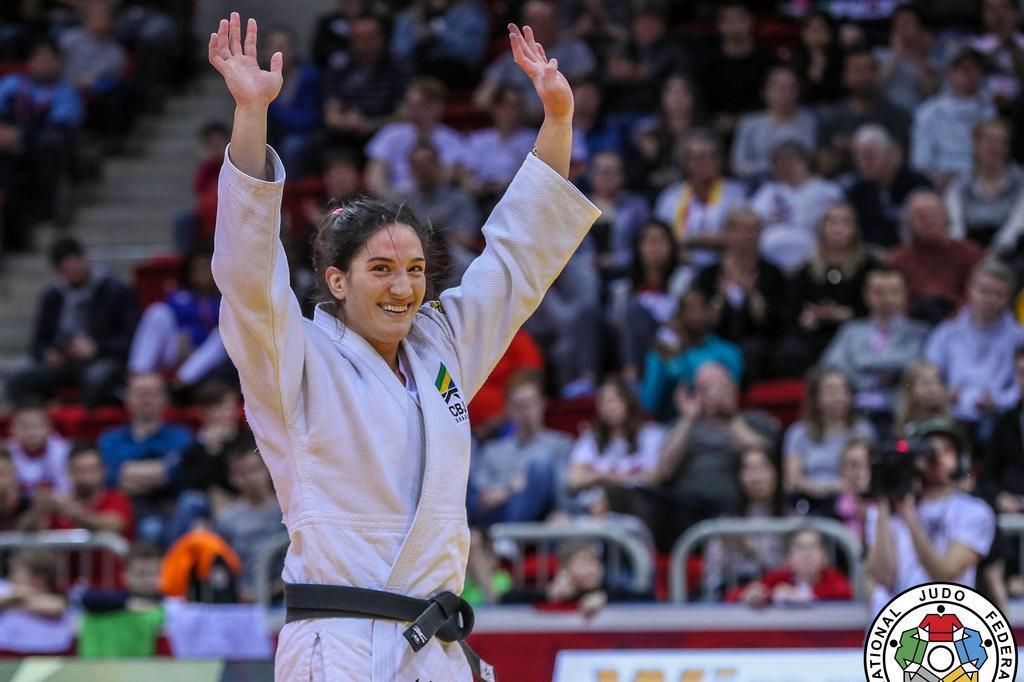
top-left (868, 439), bottom-right (936, 499)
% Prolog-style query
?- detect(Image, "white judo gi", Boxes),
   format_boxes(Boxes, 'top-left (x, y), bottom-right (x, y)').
top-left (212, 144), bottom-right (600, 681)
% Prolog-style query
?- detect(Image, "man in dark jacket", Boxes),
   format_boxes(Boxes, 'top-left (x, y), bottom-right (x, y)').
top-left (7, 237), bottom-right (139, 406)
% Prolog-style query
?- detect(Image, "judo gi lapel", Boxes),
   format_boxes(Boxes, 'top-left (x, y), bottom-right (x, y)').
top-left (384, 338), bottom-right (466, 594)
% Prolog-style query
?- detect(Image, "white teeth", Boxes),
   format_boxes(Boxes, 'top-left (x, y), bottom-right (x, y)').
top-left (382, 304), bottom-right (409, 313)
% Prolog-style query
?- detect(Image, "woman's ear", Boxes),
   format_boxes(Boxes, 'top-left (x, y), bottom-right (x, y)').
top-left (325, 266), bottom-right (346, 303)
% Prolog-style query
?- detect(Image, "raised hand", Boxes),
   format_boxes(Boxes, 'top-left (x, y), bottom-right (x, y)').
top-left (508, 23), bottom-right (572, 119)
top-left (208, 13), bottom-right (283, 109)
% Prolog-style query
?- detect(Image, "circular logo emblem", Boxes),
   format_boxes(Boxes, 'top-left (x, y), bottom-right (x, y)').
top-left (864, 582), bottom-right (1018, 681)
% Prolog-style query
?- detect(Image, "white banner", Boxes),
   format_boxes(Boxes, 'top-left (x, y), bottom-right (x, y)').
top-left (553, 649), bottom-right (1024, 682)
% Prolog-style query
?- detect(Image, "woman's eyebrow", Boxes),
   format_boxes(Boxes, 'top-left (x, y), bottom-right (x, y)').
top-left (365, 256), bottom-right (426, 263)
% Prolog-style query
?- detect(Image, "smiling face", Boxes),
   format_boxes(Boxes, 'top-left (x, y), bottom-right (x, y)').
top-left (327, 225), bottom-right (426, 360)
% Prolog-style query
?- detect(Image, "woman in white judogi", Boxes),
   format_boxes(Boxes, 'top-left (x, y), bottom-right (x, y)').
top-left (207, 13), bottom-right (599, 681)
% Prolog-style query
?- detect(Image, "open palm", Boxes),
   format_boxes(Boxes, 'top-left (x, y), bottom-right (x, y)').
top-left (508, 23), bottom-right (573, 119)
top-left (208, 13), bottom-right (283, 108)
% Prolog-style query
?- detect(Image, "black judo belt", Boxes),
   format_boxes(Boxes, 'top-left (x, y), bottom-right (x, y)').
top-left (284, 583), bottom-right (496, 682)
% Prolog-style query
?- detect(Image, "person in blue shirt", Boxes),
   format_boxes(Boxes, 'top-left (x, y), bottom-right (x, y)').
top-left (98, 373), bottom-right (192, 545)
top-left (0, 37), bottom-right (83, 244)
top-left (261, 26), bottom-right (321, 176)
top-left (640, 287), bottom-right (743, 421)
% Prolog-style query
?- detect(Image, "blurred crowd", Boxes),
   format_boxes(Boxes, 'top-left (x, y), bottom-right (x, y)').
top-left (3, 0), bottom-right (1024, 646)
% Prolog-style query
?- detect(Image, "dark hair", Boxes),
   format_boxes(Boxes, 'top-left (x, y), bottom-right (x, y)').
top-left (12, 549), bottom-right (60, 592)
top-left (1015, 345), bottom-right (1024, 362)
top-left (410, 76), bottom-right (447, 104)
top-left (178, 246), bottom-right (214, 292)
top-left (11, 397), bottom-right (48, 414)
top-left (126, 541), bottom-right (162, 565)
top-left (628, 219), bottom-right (678, 291)
top-left (735, 445), bottom-right (784, 516)
top-left (594, 377), bottom-right (644, 455)
top-left (192, 380), bottom-right (238, 408)
top-left (48, 237), bottom-right (85, 267)
top-left (311, 197), bottom-right (441, 312)
top-left (842, 46), bottom-right (876, 70)
top-left (717, 1), bottom-right (752, 18)
top-left (199, 120), bottom-right (229, 140)
top-left (68, 441), bottom-right (102, 464)
top-left (27, 36), bottom-right (61, 59)
top-left (892, 3), bottom-right (929, 28)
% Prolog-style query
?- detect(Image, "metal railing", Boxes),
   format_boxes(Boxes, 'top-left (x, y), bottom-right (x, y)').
top-left (0, 529), bottom-right (129, 589)
top-left (668, 516), bottom-right (864, 603)
top-left (489, 520), bottom-right (654, 593)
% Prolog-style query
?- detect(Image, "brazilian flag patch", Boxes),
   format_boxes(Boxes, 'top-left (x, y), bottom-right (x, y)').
top-left (435, 362), bottom-right (468, 424)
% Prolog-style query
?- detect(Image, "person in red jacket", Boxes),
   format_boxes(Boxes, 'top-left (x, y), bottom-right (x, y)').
top-left (730, 527), bottom-right (853, 606)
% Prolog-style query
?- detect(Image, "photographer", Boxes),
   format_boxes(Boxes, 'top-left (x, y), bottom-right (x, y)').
top-left (865, 419), bottom-right (995, 615)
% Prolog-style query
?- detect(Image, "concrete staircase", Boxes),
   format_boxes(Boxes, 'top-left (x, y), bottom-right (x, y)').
top-left (0, 0), bottom-right (335, 400)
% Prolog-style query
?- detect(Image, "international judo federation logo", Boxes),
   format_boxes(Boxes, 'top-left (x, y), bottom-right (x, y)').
top-left (864, 583), bottom-right (1017, 681)
top-left (435, 362), bottom-right (468, 424)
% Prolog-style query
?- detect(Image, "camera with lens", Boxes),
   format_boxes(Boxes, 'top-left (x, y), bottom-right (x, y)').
top-left (868, 438), bottom-right (936, 500)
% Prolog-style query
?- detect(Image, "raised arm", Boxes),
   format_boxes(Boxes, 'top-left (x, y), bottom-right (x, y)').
top-left (207, 14), bottom-right (305, 423)
top-left (208, 13), bottom-right (282, 178)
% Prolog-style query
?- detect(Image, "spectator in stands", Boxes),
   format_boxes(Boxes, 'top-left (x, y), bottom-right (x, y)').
top-left (819, 48), bottom-right (912, 178)
top-left (25, 442), bottom-right (134, 539)
top-left (969, 0), bottom-right (1024, 109)
top-left (822, 267), bottom-right (930, 422)
top-left (946, 118), bottom-right (1024, 251)
top-left (5, 402), bottom-right (71, 496)
top-left (925, 258), bottom-right (1024, 434)
top-left (701, 445), bottom-right (786, 600)
top-left (467, 329), bottom-right (543, 438)
top-left (365, 77), bottom-right (466, 197)
top-left (830, 436), bottom-right (872, 537)
top-left (844, 124), bottom-right (931, 249)
top-left (394, 140), bottom-right (480, 287)
top-left (128, 247), bottom-right (230, 390)
top-left (987, 347), bottom-right (1024, 514)
top-left (783, 368), bottom-right (875, 508)
top-left (582, 150), bottom-right (650, 281)
top-left (59, 0), bottom-right (131, 138)
top-left (310, 0), bottom-right (371, 69)
top-left (639, 288), bottom-right (743, 422)
top-left (173, 120), bottom-right (228, 252)
top-left (215, 446), bottom-right (282, 602)
top-left (894, 361), bottom-right (953, 436)
top-left (502, 539), bottom-right (649, 611)
top-left (911, 49), bottom-right (996, 191)
top-left (467, 372), bottom-right (571, 526)
top-left (889, 190), bottom-right (984, 323)
top-left (321, 13), bottom-right (411, 149)
top-left (565, 378), bottom-right (665, 516)
top-left (649, 362), bottom-right (779, 551)
top-left (194, 121), bottom-right (229, 196)
top-left (8, 237), bottom-right (139, 407)
top-left (750, 141), bottom-right (845, 272)
top-left (602, 219), bottom-right (686, 386)
top-left (563, 0), bottom-right (630, 61)
top-left (391, 0), bottom-right (489, 87)
top-left (462, 86), bottom-right (537, 205)
top-left (700, 1), bottom-right (774, 138)
top-left (627, 73), bottom-right (702, 199)
top-left (262, 26), bottom-right (321, 176)
top-left (179, 382), bottom-right (245, 500)
top-left (654, 130), bottom-right (745, 273)
top-left (0, 549), bottom-right (66, 617)
top-left (602, 0), bottom-right (689, 114)
top-left (788, 10), bottom-right (844, 106)
top-left (778, 202), bottom-right (880, 376)
top-left (473, 0), bottom-right (596, 121)
top-left (692, 208), bottom-right (788, 380)
top-left (98, 373), bottom-right (192, 544)
top-left (733, 528), bottom-right (853, 606)
top-left (866, 419), bottom-right (995, 615)
top-left (0, 449), bottom-right (32, 530)
top-left (731, 65), bottom-right (818, 182)
top-left (569, 77), bottom-right (621, 174)
top-left (875, 4), bottom-right (941, 115)
top-left (78, 541), bottom-right (164, 658)
top-left (0, 37), bottom-right (83, 243)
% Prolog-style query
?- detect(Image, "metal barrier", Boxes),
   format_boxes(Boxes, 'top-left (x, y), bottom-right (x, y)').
top-left (489, 520), bottom-right (654, 593)
top-left (668, 516), bottom-right (864, 603)
top-left (253, 531), bottom-right (290, 608)
top-left (0, 529), bottom-right (129, 589)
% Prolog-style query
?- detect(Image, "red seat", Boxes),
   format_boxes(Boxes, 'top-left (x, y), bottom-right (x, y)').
top-left (134, 254), bottom-right (183, 308)
top-left (544, 396), bottom-right (596, 437)
top-left (741, 379), bottom-right (806, 428)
